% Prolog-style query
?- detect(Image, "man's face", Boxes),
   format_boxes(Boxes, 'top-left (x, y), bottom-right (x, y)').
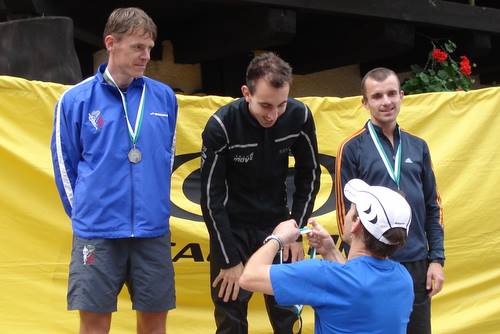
top-left (105, 30), bottom-right (154, 80)
top-left (362, 74), bottom-right (403, 128)
top-left (341, 204), bottom-right (358, 245)
top-left (242, 78), bottom-right (289, 128)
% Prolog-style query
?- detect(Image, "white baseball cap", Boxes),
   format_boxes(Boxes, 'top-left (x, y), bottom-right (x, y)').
top-left (344, 179), bottom-right (412, 245)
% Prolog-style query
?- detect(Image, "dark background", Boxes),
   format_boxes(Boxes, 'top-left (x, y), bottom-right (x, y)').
top-left (1, 0), bottom-right (499, 95)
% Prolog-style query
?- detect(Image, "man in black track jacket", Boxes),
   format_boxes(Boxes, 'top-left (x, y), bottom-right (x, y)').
top-left (200, 52), bottom-right (320, 334)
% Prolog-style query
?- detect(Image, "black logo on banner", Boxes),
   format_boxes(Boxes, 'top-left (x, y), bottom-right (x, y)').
top-left (170, 152), bottom-right (337, 221)
top-left (169, 152), bottom-right (351, 262)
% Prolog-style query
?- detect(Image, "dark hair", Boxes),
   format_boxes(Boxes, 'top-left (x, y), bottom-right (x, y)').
top-left (103, 7), bottom-right (157, 41)
top-left (352, 206), bottom-right (407, 257)
top-left (360, 67), bottom-right (400, 99)
top-left (361, 225), bottom-right (407, 258)
top-left (245, 52), bottom-right (292, 94)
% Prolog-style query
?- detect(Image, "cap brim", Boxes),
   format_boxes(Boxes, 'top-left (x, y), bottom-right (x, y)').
top-left (344, 179), bottom-right (371, 205)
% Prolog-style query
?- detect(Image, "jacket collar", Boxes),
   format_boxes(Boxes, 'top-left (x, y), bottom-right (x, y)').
top-left (364, 120), bottom-right (400, 140)
top-left (96, 63), bottom-right (145, 89)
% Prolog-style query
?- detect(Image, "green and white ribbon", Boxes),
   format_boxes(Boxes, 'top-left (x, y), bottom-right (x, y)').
top-left (368, 121), bottom-right (402, 188)
top-left (104, 67), bottom-right (146, 145)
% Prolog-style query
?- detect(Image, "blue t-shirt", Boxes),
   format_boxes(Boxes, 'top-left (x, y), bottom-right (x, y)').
top-left (270, 256), bottom-right (414, 334)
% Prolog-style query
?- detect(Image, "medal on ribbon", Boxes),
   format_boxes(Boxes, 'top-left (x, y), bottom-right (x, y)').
top-left (368, 121), bottom-right (402, 188)
top-left (127, 147), bottom-right (142, 164)
top-left (104, 67), bottom-right (146, 164)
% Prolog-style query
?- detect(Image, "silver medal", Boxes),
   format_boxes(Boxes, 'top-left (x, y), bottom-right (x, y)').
top-left (128, 147), bottom-right (142, 163)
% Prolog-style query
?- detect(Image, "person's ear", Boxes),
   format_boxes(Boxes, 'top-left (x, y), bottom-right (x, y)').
top-left (104, 35), bottom-right (114, 52)
top-left (351, 217), bottom-right (362, 234)
top-left (361, 96), bottom-right (369, 110)
top-left (241, 85), bottom-right (251, 102)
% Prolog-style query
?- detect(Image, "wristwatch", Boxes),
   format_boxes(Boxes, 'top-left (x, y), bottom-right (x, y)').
top-left (263, 235), bottom-right (284, 251)
top-left (430, 259), bottom-right (445, 267)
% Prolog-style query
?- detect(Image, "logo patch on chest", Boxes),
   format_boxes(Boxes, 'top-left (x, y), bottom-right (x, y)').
top-left (89, 110), bottom-right (104, 130)
top-left (233, 152), bottom-right (254, 163)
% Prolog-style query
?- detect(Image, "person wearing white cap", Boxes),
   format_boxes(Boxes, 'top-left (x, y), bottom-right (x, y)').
top-left (239, 179), bottom-right (414, 334)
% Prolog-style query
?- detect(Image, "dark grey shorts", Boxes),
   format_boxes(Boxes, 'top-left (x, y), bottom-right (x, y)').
top-left (68, 234), bottom-right (176, 313)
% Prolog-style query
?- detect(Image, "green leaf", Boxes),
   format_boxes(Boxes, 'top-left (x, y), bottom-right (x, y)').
top-left (417, 72), bottom-right (430, 83)
top-left (436, 78), bottom-right (447, 86)
top-left (430, 84), bottom-right (445, 92)
top-left (444, 40), bottom-right (456, 53)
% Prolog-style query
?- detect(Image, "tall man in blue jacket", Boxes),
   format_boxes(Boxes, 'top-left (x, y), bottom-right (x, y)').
top-left (335, 67), bottom-right (445, 334)
top-left (51, 7), bottom-right (177, 334)
top-left (200, 52), bottom-right (321, 333)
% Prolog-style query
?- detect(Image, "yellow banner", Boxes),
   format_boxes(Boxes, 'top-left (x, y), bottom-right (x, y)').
top-left (1, 75), bottom-right (500, 333)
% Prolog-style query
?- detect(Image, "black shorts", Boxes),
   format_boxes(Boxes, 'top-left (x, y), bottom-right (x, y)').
top-left (68, 234), bottom-right (176, 313)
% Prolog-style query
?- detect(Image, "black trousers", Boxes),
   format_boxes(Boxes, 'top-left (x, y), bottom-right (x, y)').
top-left (402, 260), bottom-right (432, 334)
top-left (210, 226), bottom-right (299, 334)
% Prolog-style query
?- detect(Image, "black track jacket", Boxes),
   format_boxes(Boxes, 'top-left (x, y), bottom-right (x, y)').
top-left (200, 97), bottom-right (321, 268)
top-left (335, 122), bottom-right (444, 263)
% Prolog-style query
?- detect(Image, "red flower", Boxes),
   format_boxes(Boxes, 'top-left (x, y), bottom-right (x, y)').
top-left (432, 49), bottom-right (448, 63)
top-left (459, 56), bottom-right (472, 76)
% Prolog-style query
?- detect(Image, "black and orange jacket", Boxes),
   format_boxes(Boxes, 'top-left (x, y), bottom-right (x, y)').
top-left (335, 121), bottom-right (444, 263)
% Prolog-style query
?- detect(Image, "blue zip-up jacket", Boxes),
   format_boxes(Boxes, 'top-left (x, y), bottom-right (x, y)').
top-left (51, 64), bottom-right (177, 238)
top-left (335, 121), bottom-right (444, 263)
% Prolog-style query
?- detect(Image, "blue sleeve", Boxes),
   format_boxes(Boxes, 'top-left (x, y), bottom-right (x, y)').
top-left (50, 93), bottom-right (81, 217)
top-left (270, 259), bottom-right (340, 307)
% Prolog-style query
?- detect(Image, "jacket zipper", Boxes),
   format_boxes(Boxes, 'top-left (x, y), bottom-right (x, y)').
top-left (124, 92), bottom-right (135, 237)
top-left (130, 161), bottom-right (135, 237)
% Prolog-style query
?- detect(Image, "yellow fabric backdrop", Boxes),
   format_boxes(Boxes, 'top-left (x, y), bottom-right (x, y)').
top-left (1, 75), bottom-right (499, 333)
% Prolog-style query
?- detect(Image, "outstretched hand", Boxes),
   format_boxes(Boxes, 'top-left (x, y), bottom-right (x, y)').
top-left (272, 219), bottom-right (304, 263)
top-left (307, 219), bottom-right (335, 256)
top-left (272, 219), bottom-right (300, 244)
top-left (307, 219), bottom-right (345, 263)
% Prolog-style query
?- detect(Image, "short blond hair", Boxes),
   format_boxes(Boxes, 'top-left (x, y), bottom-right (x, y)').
top-left (103, 7), bottom-right (157, 41)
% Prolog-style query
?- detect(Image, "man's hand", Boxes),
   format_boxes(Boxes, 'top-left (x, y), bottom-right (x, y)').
top-left (272, 219), bottom-right (303, 262)
top-left (307, 219), bottom-right (335, 256)
top-left (283, 241), bottom-right (305, 262)
top-left (212, 263), bottom-right (244, 302)
top-left (272, 219), bottom-right (300, 244)
top-left (307, 219), bottom-right (345, 263)
top-left (427, 262), bottom-right (444, 298)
